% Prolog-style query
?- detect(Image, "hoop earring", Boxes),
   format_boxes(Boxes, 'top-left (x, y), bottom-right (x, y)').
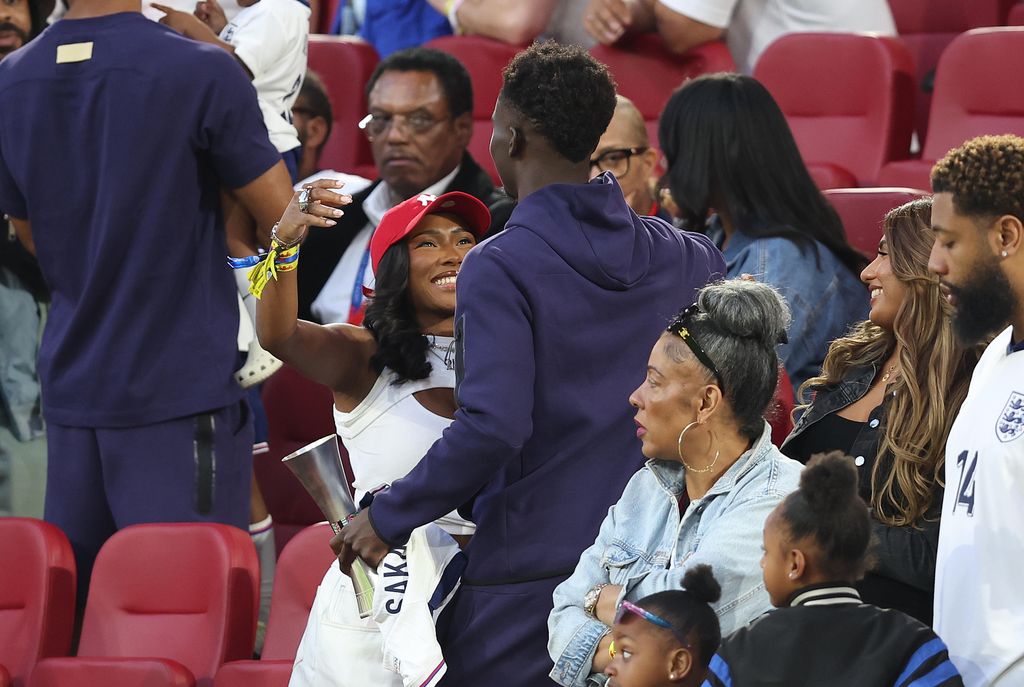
top-left (677, 421), bottom-right (720, 473)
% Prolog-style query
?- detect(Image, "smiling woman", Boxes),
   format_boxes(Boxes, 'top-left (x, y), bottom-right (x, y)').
top-left (252, 184), bottom-right (490, 685)
top-left (782, 198), bottom-right (979, 624)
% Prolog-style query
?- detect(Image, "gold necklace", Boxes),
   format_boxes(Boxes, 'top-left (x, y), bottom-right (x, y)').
top-left (880, 363), bottom-right (898, 383)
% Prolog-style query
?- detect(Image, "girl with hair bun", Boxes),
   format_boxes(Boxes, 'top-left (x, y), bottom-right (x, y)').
top-left (604, 565), bottom-right (723, 687)
top-left (549, 279), bottom-right (802, 687)
top-left (704, 452), bottom-right (964, 687)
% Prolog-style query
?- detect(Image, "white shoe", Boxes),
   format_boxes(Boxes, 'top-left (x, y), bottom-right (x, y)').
top-left (235, 338), bottom-right (283, 388)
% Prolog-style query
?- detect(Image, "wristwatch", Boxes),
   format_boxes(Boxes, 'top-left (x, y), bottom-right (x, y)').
top-left (584, 583), bottom-right (609, 619)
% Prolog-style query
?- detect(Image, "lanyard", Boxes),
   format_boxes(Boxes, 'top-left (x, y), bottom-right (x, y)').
top-left (347, 245), bottom-right (372, 325)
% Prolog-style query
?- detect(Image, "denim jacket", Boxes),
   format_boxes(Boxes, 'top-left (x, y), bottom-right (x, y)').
top-left (781, 365), bottom-right (941, 623)
top-left (547, 422), bottom-right (802, 687)
top-left (708, 221), bottom-right (868, 393)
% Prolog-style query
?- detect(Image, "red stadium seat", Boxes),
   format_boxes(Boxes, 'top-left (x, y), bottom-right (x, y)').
top-left (211, 524), bottom-right (336, 687)
top-left (258, 366), bottom-right (340, 554)
top-left (31, 658), bottom-right (194, 687)
top-left (769, 368), bottom-right (796, 447)
top-left (754, 33), bottom-right (915, 188)
top-left (887, 0), bottom-right (1014, 141)
top-left (35, 524), bottom-right (259, 687)
top-left (306, 35), bottom-right (379, 178)
top-left (261, 524), bottom-right (336, 661)
top-left (0, 518), bottom-right (75, 687)
top-left (591, 35), bottom-right (736, 147)
top-left (825, 187), bottom-right (929, 258)
top-left (1010, 2), bottom-right (1024, 25)
top-left (213, 660), bottom-right (292, 687)
top-left (424, 35), bottom-right (521, 183)
top-left (877, 28), bottom-right (1024, 190)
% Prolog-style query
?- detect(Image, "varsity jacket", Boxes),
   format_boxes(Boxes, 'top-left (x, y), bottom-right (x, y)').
top-left (703, 584), bottom-right (964, 687)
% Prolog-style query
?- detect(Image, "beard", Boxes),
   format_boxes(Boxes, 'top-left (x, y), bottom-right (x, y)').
top-left (945, 252), bottom-right (1017, 346)
top-left (0, 22), bottom-right (30, 56)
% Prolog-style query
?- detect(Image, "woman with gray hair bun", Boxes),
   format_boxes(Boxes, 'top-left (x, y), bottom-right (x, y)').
top-left (548, 279), bottom-right (804, 687)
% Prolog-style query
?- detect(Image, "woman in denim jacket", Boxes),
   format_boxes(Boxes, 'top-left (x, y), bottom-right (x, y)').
top-left (548, 280), bottom-right (803, 687)
top-left (659, 74), bottom-right (868, 393)
top-left (781, 199), bottom-right (979, 624)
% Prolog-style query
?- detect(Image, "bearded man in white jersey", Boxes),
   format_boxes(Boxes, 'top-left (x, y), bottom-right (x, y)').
top-left (928, 134), bottom-right (1024, 687)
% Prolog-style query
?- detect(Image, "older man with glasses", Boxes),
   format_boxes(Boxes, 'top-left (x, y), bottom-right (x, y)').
top-left (296, 47), bottom-right (514, 325)
top-left (590, 95), bottom-right (669, 221)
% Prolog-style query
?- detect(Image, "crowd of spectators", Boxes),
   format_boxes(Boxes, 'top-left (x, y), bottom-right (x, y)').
top-left (1, 1), bottom-right (1023, 687)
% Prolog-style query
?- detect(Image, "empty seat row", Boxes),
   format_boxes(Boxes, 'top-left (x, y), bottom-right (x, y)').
top-left (0, 518), bottom-right (345, 687)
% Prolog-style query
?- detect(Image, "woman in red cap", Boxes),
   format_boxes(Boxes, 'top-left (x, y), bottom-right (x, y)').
top-left (254, 179), bottom-right (491, 686)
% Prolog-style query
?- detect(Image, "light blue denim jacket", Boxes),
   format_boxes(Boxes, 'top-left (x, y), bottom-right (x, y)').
top-left (709, 221), bottom-right (868, 393)
top-left (547, 422), bottom-right (802, 687)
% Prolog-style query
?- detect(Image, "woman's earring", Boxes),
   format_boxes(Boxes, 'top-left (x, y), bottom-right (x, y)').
top-left (788, 572), bottom-right (796, 579)
top-left (1002, 250), bottom-right (1009, 258)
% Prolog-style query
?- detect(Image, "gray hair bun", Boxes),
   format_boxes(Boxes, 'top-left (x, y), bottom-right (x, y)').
top-left (697, 279), bottom-right (791, 348)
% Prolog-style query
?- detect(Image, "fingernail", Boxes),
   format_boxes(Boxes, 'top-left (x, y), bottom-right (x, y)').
top-left (326, 219), bottom-right (337, 225)
top-left (332, 209), bottom-right (343, 217)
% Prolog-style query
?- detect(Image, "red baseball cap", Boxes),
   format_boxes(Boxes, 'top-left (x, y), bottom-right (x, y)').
top-left (369, 192), bottom-right (492, 274)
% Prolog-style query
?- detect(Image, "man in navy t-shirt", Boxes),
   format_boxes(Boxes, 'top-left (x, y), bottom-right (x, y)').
top-left (0, 0), bottom-right (290, 598)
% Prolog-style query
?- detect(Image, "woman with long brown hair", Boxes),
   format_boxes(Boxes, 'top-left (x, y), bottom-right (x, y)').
top-left (782, 197), bottom-right (979, 623)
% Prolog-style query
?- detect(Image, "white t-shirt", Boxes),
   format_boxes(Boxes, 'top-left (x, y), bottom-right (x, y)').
top-left (934, 326), bottom-right (1024, 687)
top-left (657, 0), bottom-right (896, 74)
top-left (221, 0), bottom-right (310, 153)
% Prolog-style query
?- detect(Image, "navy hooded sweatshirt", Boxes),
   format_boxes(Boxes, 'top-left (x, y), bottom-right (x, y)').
top-left (368, 173), bottom-right (725, 584)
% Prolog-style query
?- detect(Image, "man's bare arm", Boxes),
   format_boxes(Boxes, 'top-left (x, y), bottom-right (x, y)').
top-left (427, 0), bottom-right (556, 46)
top-left (653, 2), bottom-right (723, 55)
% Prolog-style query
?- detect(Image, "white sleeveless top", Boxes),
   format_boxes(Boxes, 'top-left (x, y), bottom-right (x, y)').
top-left (334, 336), bottom-right (475, 536)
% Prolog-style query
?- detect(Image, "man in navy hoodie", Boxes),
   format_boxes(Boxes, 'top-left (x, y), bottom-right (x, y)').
top-left (338, 42), bottom-right (725, 685)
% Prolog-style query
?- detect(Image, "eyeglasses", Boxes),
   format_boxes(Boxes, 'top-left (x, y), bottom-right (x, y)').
top-left (613, 600), bottom-right (691, 647)
top-left (589, 147), bottom-right (648, 178)
top-left (358, 112), bottom-right (449, 139)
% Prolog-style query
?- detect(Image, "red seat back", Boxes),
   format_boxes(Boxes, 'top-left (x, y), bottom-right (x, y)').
top-left (213, 660), bottom-right (292, 687)
top-left (260, 524), bottom-right (336, 661)
top-left (769, 368), bottom-right (796, 447)
top-left (888, 0), bottom-right (1014, 141)
top-left (424, 35), bottom-right (522, 184)
top-left (0, 518), bottom-right (75, 687)
top-left (754, 33), bottom-right (915, 187)
top-left (77, 524), bottom-right (259, 687)
top-left (920, 27), bottom-right (1024, 162)
top-left (591, 36), bottom-right (736, 147)
top-left (824, 187), bottom-right (929, 258)
top-left (307, 35), bottom-right (379, 177)
top-left (1010, 2), bottom-right (1024, 25)
top-left (31, 658), bottom-right (195, 687)
top-left (259, 366), bottom-right (340, 553)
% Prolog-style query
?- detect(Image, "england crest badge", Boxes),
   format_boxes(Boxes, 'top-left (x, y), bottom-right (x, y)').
top-left (997, 391), bottom-right (1024, 443)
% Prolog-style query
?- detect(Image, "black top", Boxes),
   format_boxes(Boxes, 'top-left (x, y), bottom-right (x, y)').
top-left (784, 412), bottom-right (864, 467)
top-left (782, 365), bottom-right (941, 625)
top-left (704, 584), bottom-right (963, 687)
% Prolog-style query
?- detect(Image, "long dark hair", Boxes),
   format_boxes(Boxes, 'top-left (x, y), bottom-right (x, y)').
top-left (362, 242), bottom-right (432, 383)
top-left (658, 73), bottom-right (866, 276)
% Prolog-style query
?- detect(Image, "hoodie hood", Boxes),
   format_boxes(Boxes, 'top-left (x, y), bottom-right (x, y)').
top-left (506, 172), bottom-right (674, 290)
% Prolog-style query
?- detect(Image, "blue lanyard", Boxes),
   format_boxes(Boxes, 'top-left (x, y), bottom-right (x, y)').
top-left (348, 245), bottom-right (372, 322)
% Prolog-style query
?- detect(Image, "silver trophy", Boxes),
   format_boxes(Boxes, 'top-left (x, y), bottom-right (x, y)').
top-left (282, 434), bottom-right (375, 618)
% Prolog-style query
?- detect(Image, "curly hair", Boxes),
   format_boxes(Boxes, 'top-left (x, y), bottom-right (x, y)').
top-left (796, 199), bottom-right (980, 527)
top-left (931, 134), bottom-right (1024, 220)
top-left (501, 42), bottom-right (617, 163)
top-left (362, 242), bottom-right (432, 384)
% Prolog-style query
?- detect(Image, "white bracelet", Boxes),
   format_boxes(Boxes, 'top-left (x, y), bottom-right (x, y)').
top-left (446, 0), bottom-right (465, 34)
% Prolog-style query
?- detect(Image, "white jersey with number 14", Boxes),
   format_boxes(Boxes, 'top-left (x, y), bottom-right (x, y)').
top-left (934, 326), bottom-right (1024, 687)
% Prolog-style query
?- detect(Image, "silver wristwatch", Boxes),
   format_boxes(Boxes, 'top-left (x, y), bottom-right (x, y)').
top-left (584, 583), bottom-right (609, 618)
